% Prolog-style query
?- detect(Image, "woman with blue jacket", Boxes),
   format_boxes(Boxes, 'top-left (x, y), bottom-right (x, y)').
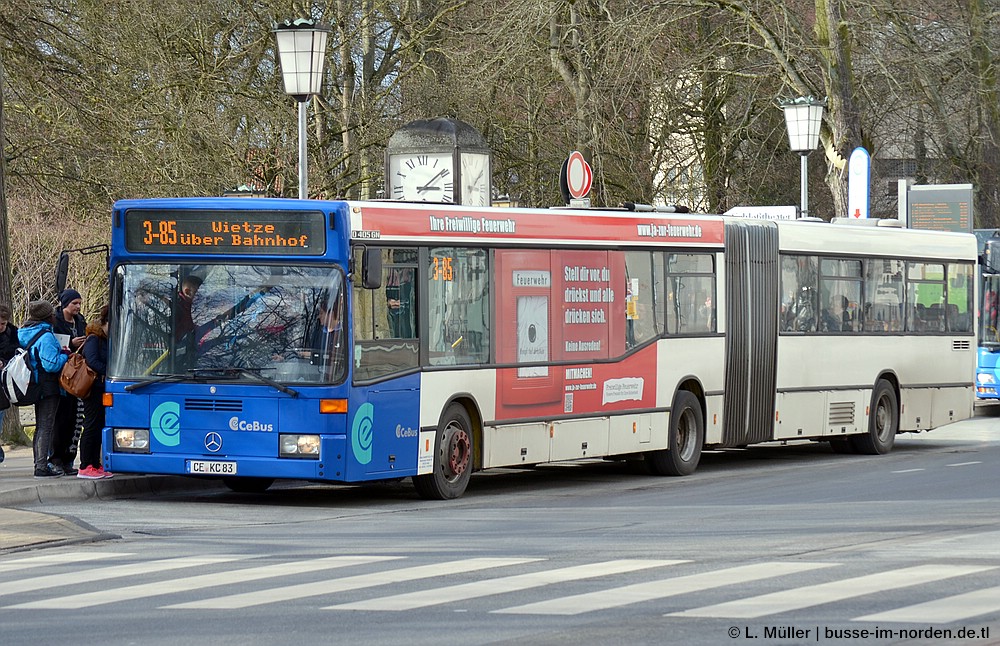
top-left (78, 305), bottom-right (112, 479)
top-left (18, 300), bottom-right (69, 478)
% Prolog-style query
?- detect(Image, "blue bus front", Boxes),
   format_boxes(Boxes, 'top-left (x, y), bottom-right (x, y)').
top-left (976, 346), bottom-right (1000, 399)
top-left (102, 198), bottom-right (421, 487)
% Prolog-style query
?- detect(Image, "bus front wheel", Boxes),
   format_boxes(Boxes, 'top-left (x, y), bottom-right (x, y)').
top-left (645, 391), bottom-right (704, 476)
top-left (852, 380), bottom-right (898, 455)
top-left (413, 403), bottom-right (474, 500)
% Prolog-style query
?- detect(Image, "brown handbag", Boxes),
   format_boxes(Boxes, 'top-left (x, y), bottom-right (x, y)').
top-left (59, 344), bottom-right (97, 399)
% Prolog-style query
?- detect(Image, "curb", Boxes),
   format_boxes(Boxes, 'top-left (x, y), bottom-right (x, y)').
top-left (0, 474), bottom-right (226, 508)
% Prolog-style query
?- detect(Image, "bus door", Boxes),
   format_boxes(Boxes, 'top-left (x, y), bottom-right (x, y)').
top-left (348, 247), bottom-right (422, 479)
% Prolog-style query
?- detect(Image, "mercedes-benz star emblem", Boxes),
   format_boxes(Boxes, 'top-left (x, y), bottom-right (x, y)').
top-left (204, 432), bottom-right (223, 453)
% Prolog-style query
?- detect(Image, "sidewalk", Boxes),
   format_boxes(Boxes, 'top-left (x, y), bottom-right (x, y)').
top-left (0, 443), bottom-right (222, 552)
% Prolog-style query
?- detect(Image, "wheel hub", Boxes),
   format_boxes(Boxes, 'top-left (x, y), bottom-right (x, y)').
top-left (446, 429), bottom-right (471, 476)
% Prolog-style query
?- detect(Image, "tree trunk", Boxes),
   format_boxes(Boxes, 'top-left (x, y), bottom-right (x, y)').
top-left (815, 0), bottom-right (863, 219)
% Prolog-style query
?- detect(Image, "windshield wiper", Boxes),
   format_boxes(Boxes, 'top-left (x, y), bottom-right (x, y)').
top-left (125, 367), bottom-right (300, 397)
top-left (125, 369), bottom-right (235, 392)
top-left (125, 373), bottom-right (187, 392)
top-left (189, 367), bottom-right (300, 398)
top-left (228, 367), bottom-right (300, 398)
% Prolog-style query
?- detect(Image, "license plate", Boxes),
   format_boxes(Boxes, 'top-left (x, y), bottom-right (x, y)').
top-left (188, 460), bottom-right (237, 475)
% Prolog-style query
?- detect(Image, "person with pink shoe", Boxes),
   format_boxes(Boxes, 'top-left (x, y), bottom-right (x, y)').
top-left (77, 305), bottom-right (113, 480)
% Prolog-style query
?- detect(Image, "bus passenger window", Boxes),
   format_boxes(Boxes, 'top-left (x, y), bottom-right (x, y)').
top-left (780, 255), bottom-right (817, 332)
top-left (624, 251), bottom-right (664, 347)
top-left (427, 247), bottom-right (489, 366)
top-left (906, 262), bottom-right (945, 333)
top-left (947, 263), bottom-right (973, 333)
top-left (818, 259), bottom-right (861, 334)
top-left (863, 258), bottom-right (904, 332)
top-left (665, 253), bottom-right (715, 335)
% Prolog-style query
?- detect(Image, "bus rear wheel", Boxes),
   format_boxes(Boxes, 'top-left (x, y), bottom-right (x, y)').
top-left (852, 379), bottom-right (898, 455)
top-left (645, 391), bottom-right (704, 476)
top-left (222, 477), bottom-right (274, 493)
top-left (413, 403), bottom-right (474, 500)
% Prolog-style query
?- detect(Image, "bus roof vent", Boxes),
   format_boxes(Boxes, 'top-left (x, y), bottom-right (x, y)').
top-left (830, 217), bottom-right (903, 227)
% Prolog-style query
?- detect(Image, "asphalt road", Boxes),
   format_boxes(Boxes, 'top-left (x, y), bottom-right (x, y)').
top-left (1, 414), bottom-right (998, 646)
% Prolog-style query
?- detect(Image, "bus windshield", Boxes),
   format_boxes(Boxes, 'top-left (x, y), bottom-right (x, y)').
top-left (109, 263), bottom-right (346, 384)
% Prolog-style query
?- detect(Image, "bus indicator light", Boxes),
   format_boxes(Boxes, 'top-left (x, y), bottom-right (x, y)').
top-left (320, 399), bottom-right (348, 414)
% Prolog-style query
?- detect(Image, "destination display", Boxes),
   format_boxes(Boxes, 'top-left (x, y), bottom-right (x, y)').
top-left (124, 209), bottom-right (327, 255)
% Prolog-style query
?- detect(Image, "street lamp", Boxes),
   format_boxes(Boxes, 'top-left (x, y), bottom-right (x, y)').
top-left (780, 96), bottom-right (826, 219)
top-left (273, 18), bottom-right (330, 199)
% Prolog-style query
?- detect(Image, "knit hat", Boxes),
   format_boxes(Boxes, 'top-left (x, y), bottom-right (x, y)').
top-left (28, 300), bottom-right (55, 322)
top-left (59, 288), bottom-right (82, 308)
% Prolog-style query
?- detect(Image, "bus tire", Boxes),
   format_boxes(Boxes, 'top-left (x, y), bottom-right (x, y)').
top-left (645, 391), bottom-right (704, 476)
top-left (413, 403), bottom-right (474, 500)
top-left (223, 477), bottom-right (274, 493)
top-left (852, 380), bottom-right (898, 455)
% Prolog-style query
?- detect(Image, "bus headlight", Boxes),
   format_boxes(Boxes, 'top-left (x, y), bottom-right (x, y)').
top-left (114, 428), bottom-right (150, 452)
top-left (280, 434), bottom-right (320, 459)
top-left (977, 373), bottom-right (995, 384)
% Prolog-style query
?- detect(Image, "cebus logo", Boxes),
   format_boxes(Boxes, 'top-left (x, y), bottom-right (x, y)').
top-left (228, 416), bottom-right (274, 432)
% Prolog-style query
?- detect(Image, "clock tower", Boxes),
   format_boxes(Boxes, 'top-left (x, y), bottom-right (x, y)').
top-left (385, 117), bottom-right (492, 206)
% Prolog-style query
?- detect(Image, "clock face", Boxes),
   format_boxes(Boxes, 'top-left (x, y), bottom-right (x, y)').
top-left (460, 153), bottom-right (491, 206)
top-left (388, 153), bottom-right (454, 202)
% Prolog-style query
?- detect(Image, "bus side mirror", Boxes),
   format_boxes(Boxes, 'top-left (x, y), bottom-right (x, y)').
top-left (362, 247), bottom-right (382, 289)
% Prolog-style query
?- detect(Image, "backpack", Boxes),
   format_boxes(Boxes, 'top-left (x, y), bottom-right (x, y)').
top-left (1, 328), bottom-right (48, 408)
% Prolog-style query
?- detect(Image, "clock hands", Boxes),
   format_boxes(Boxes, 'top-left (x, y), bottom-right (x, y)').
top-left (417, 168), bottom-right (449, 193)
top-left (466, 169), bottom-right (484, 186)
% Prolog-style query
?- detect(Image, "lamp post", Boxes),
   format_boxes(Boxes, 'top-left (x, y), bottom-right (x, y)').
top-left (780, 96), bottom-right (826, 219)
top-left (273, 18), bottom-right (330, 199)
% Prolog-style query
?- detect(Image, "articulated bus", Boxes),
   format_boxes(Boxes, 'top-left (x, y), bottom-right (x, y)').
top-left (103, 198), bottom-right (977, 498)
top-left (975, 228), bottom-right (1000, 399)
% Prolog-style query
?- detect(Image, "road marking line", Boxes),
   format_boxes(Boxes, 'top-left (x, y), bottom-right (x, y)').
top-left (0, 555), bottom-right (246, 598)
top-left (326, 559), bottom-right (685, 611)
top-left (494, 562), bottom-right (834, 616)
top-left (669, 564), bottom-right (996, 619)
top-left (856, 585), bottom-right (1000, 623)
top-left (164, 557), bottom-right (541, 610)
top-left (7, 555), bottom-right (400, 609)
top-left (946, 461), bottom-right (982, 467)
top-left (0, 552), bottom-right (131, 574)
top-left (891, 469), bottom-right (924, 473)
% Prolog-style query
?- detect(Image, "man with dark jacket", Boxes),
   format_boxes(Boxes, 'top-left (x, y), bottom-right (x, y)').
top-left (51, 288), bottom-right (86, 475)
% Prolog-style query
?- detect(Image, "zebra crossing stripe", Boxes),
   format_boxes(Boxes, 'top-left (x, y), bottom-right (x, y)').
top-left (164, 557), bottom-right (541, 610)
top-left (495, 561), bottom-right (834, 616)
top-left (325, 559), bottom-right (687, 611)
top-left (0, 552), bottom-right (131, 574)
top-left (856, 585), bottom-right (1000, 624)
top-left (0, 555), bottom-right (246, 599)
top-left (7, 555), bottom-right (401, 610)
top-left (670, 564), bottom-right (997, 619)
